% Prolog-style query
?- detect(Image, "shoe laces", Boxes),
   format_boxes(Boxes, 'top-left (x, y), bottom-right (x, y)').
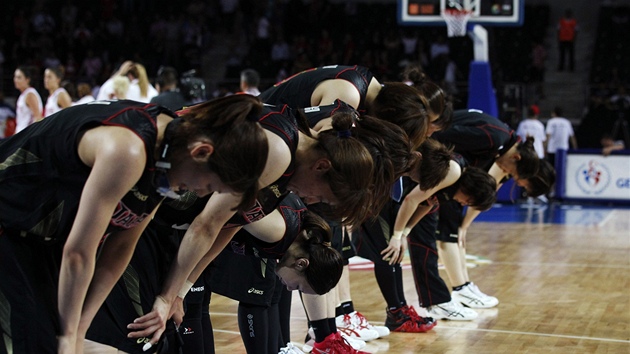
top-left (313, 333), bottom-right (362, 354)
top-left (351, 312), bottom-right (373, 329)
top-left (340, 313), bottom-right (353, 327)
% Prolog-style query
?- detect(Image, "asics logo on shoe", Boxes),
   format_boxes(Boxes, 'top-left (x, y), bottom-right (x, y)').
top-left (248, 287), bottom-right (264, 295)
top-left (459, 294), bottom-right (485, 305)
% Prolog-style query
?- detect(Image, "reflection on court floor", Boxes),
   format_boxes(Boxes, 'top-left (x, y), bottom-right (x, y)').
top-left (475, 201), bottom-right (630, 225)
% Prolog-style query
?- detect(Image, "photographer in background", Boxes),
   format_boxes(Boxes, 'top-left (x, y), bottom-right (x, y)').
top-left (150, 66), bottom-right (189, 111)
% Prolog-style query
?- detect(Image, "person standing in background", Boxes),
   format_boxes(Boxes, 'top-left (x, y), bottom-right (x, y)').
top-left (240, 68), bottom-right (261, 96)
top-left (126, 63), bottom-right (159, 103)
top-left (43, 65), bottom-right (72, 117)
top-left (516, 105), bottom-right (546, 159)
top-left (557, 8), bottom-right (578, 72)
top-left (545, 106), bottom-right (578, 167)
top-left (150, 66), bottom-right (188, 111)
top-left (13, 65), bottom-right (43, 134)
top-left (0, 91), bottom-right (16, 139)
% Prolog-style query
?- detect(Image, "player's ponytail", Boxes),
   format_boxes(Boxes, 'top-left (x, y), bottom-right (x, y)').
top-left (351, 115), bottom-right (419, 217)
top-left (300, 211), bottom-right (343, 295)
top-left (523, 158), bottom-right (556, 197)
top-left (516, 136), bottom-right (540, 179)
top-left (314, 112), bottom-right (374, 226)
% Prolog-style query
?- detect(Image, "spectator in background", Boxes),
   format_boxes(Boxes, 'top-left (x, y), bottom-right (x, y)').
top-left (0, 91), bottom-right (16, 139)
top-left (61, 80), bottom-right (77, 103)
top-left (79, 49), bottom-right (103, 85)
top-left (111, 75), bottom-right (130, 100)
top-left (43, 65), bottom-right (72, 117)
top-left (73, 82), bottom-right (95, 105)
top-left (72, 82), bottom-right (95, 106)
top-left (13, 65), bottom-right (43, 134)
top-left (126, 63), bottom-right (159, 103)
top-left (150, 66), bottom-right (188, 111)
top-left (545, 106), bottom-right (578, 167)
top-left (557, 8), bottom-right (578, 72)
top-left (239, 68), bottom-right (261, 96)
top-left (529, 41), bottom-right (547, 100)
top-left (516, 105), bottom-right (546, 159)
top-left (271, 33), bottom-right (291, 64)
top-left (601, 133), bottom-right (626, 156)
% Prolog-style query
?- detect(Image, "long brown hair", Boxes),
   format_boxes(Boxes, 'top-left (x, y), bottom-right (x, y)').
top-left (350, 115), bottom-right (419, 217)
top-left (174, 95), bottom-right (268, 211)
top-left (415, 138), bottom-right (453, 191)
top-left (314, 112), bottom-right (374, 226)
top-left (370, 68), bottom-right (449, 149)
top-left (296, 211), bottom-right (344, 295)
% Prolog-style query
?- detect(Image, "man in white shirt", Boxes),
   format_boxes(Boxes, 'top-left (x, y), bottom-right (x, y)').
top-left (239, 69), bottom-right (261, 96)
top-left (516, 105), bottom-right (546, 158)
top-left (545, 106), bottom-right (578, 166)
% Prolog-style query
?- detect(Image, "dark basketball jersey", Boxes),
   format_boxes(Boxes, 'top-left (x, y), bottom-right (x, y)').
top-left (0, 100), bottom-right (173, 243)
top-left (148, 103), bottom-right (301, 231)
top-left (354, 154), bottom-right (467, 262)
top-left (226, 193), bottom-right (307, 259)
top-left (224, 104), bottom-right (300, 226)
top-left (432, 109), bottom-right (518, 172)
top-left (260, 65), bottom-right (374, 113)
top-left (209, 193), bottom-right (307, 307)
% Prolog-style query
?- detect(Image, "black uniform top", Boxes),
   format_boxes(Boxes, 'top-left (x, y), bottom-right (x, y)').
top-left (260, 65), bottom-right (374, 113)
top-left (226, 193), bottom-right (307, 259)
top-left (0, 100), bottom-right (174, 243)
top-left (393, 152), bottom-right (468, 208)
top-left (434, 153), bottom-right (468, 204)
top-left (432, 109), bottom-right (519, 172)
top-left (149, 90), bottom-right (189, 112)
top-left (152, 103), bottom-right (302, 230)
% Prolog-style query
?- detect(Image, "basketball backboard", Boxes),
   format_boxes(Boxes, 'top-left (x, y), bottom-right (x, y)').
top-left (398, 0), bottom-right (524, 26)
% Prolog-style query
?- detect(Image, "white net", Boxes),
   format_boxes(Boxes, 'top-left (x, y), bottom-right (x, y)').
top-left (442, 9), bottom-right (472, 37)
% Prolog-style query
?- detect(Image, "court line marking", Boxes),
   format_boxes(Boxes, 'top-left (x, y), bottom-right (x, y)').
top-left (490, 261), bottom-right (630, 269)
top-left (434, 325), bottom-right (630, 344)
top-left (208, 312), bottom-right (630, 344)
top-left (597, 209), bottom-right (616, 227)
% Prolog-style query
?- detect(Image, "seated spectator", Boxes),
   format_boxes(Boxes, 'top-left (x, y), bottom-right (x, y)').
top-left (74, 82), bottom-right (95, 105)
top-left (601, 133), bottom-right (626, 156)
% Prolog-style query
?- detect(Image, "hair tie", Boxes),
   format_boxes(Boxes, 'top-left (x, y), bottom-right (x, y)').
top-left (322, 241), bottom-right (332, 247)
top-left (337, 129), bottom-right (351, 138)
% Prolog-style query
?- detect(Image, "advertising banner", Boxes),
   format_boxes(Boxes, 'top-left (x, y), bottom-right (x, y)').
top-left (564, 154), bottom-right (630, 201)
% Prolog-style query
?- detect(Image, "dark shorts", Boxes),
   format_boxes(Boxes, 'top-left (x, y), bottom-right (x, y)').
top-left (86, 224), bottom-right (181, 353)
top-left (329, 220), bottom-right (355, 265)
top-left (0, 231), bottom-right (61, 354)
top-left (207, 247), bottom-right (279, 307)
top-left (352, 200), bottom-right (399, 265)
top-left (435, 200), bottom-right (463, 243)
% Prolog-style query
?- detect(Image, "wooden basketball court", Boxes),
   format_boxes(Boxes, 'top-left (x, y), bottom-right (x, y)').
top-left (209, 203), bottom-right (630, 353)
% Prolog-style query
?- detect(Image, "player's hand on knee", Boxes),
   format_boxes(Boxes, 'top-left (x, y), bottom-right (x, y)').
top-left (171, 297), bottom-right (185, 328)
top-left (127, 295), bottom-right (170, 346)
top-left (458, 227), bottom-right (468, 248)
